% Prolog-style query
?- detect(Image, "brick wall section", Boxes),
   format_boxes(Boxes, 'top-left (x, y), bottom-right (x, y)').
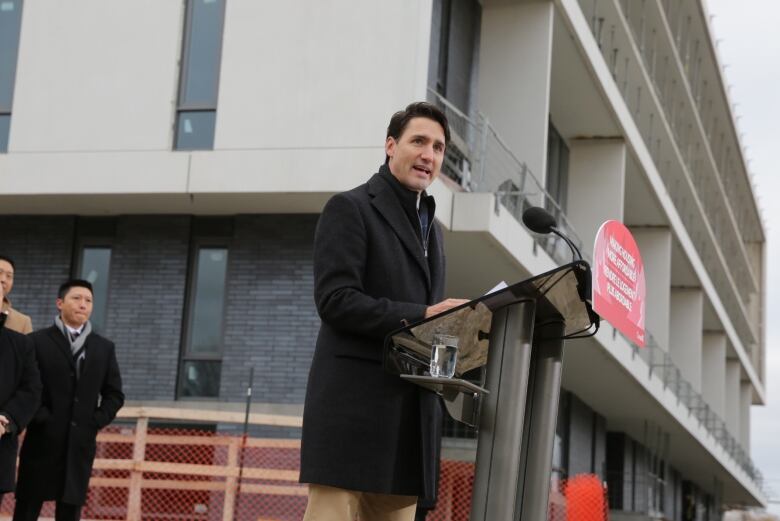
top-left (1, 214), bottom-right (322, 405)
top-left (105, 216), bottom-right (191, 402)
top-left (219, 214), bottom-right (320, 405)
top-left (0, 216), bottom-right (75, 329)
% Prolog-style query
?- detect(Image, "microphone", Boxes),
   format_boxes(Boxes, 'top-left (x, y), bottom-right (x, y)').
top-left (522, 206), bottom-right (583, 262)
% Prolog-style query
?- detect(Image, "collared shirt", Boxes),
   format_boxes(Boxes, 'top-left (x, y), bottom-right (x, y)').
top-left (65, 323), bottom-right (85, 339)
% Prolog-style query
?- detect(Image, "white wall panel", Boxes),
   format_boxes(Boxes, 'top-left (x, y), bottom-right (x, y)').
top-left (10, 0), bottom-right (183, 152)
top-left (670, 288), bottom-right (704, 392)
top-left (477, 2), bottom-right (554, 185)
top-left (632, 228), bottom-right (672, 351)
top-left (215, 0), bottom-right (433, 150)
top-left (702, 332), bottom-right (727, 419)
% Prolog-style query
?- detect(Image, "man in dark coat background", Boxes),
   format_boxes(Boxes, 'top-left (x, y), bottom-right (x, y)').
top-left (13, 279), bottom-right (124, 521)
top-left (0, 283), bottom-right (41, 504)
top-left (300, 102), bottom-right (468, 521)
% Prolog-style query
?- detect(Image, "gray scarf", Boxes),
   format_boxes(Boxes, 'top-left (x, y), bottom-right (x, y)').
top-left (55, 315), bottom-right (92, 357)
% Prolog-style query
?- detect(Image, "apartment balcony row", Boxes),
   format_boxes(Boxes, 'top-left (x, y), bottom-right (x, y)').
top-left (427, 89), bottom-right (763, 497)
top-left (572, 0), bottom-right (764, 384)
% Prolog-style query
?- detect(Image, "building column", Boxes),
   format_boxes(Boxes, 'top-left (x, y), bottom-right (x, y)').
top-left (477, 1), bottom-right (554, 193)
top-left (567, 139), bottom-right (626, 249)
top-left (725, 359), bottom-right (741, 442)
top-left (629, 228), bottom-right (671, 352)
top-left (701, 332), bottom-right (727, 420)
top-left (740, 382), bottom-right (752, 453)
top-left (669, 288), bottom-right (703, 393)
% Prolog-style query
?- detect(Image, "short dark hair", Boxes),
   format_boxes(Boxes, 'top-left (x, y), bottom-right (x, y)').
top-left (58, 279), bottom-right (93, 299)
top-left (0, 254), bottom-right (15, 271)
top-left (385, 102), bottom-right (450, 164)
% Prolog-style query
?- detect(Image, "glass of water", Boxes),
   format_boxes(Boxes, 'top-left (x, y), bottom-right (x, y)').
top-left (430, 333), bottom-right (459, 378)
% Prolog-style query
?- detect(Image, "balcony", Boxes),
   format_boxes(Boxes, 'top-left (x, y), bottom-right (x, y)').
top-left (428, 89), bottom-right (763, 496)
top-left (574, 0), bottom-right (763, 375)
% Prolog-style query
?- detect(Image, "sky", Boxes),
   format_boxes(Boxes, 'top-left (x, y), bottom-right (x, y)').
top-left (705, 0), bottom-right (780, 512)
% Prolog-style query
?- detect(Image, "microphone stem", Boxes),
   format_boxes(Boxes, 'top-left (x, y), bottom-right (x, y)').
top-left (550, 227), bottom-right (583, 262)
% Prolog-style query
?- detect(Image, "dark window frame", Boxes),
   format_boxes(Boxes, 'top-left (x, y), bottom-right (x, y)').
top-left (173, 0), bottom-right (226, 150)
top-left (0, 114), bottom-right (11, 153)
top-left (545, 120), bottom-right (570, 218)
top-left (176, 238), bottom-right (230, 399)
top-left (177, 0), bottom-right (226, 111)
top-left (435, 0), bottom-right (452, 97)
top-left (0, 0), bottom-right (25, 152)
top-left (73, 238), bottom-right (114, 335)
top-left (174, 109), bottom-right (217, 151)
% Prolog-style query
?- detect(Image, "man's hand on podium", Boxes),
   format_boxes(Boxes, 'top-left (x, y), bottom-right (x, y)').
top-left (425, 298), bottom-right (469, 319)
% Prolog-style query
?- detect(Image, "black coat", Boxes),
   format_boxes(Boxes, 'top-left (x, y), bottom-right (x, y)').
top-left (300, 168), bottom-right (445, 497)
top-left (16, 325), bottom-right (124, 505)
top-left (0, 328), bottom-right (41, 493)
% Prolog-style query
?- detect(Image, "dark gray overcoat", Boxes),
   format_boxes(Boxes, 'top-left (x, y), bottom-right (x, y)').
top-left (300, 167), bottom-right (445, 498)
top-left (16, 325), bottom-right (124, 505)
top-left (0, 327), bottom-right (41, 493)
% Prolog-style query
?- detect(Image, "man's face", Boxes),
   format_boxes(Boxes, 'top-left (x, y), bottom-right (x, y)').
top-left (385, 117), bottom-right (446, 193)
top-left (57, 286), bottom-right (93, 328)
top-left (0, 259), bottom-right (14, 296)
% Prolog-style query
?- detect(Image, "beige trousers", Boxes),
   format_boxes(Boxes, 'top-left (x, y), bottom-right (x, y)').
top-left (302, 484), bottom-right (418, 521)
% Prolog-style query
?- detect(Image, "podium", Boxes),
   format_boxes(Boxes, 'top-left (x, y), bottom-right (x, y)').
top-left (384, 261), bottom-right (598, 521)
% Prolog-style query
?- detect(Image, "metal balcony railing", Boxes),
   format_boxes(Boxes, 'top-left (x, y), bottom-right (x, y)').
top-left (427, 89), bottom-right (764, 493)
top-left (428, 89), bottom-right (585, 266)
top-left (628, 329), bottom-right (763, 488)
top-left (575, 0), bottom-right (762, 367)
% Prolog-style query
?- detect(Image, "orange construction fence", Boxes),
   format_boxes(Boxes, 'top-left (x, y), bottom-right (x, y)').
top-left (0, 407), bottom-right (607, 521)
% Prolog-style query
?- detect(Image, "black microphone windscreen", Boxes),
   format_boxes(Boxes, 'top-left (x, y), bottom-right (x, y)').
top-left (522, 206), bottom-right (556, 234)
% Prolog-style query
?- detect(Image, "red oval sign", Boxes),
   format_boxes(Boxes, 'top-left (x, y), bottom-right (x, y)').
top-left (592, 221), bottom-right (646, 347)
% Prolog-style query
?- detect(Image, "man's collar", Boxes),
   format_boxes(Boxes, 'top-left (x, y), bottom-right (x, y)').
top-left (378, 164), bottom-right (428, 202)
top-left (60, 318), bottom-right (85, 335)
top-left (67, 324), bottom-right (85, 335)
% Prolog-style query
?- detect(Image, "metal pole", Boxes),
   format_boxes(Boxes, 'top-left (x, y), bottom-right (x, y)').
top-left (233, 367), bottom-right (254, 521)
top-left (516, 318), bottom-right (565, 521)
top-left (470, 300), bottom-right (536, 521)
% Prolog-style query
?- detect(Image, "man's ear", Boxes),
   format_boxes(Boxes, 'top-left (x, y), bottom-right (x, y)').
top-left (385, 136), bottom-right (396, 161)
top-left (56, 298), bottom-right (64, 312)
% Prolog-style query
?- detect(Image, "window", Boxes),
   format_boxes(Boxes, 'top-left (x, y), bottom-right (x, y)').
top-left (78, 247), bottom-right (112, 334)
top-left (427, 0), bottom-right (481, 114)
top-left (174, 0), bottom-right (226, 150)
top-left (175, 110), bottom-right (216, 150)
top-left (178, 246), bottom-right (228, 398)
top-left (545, 121), bottom-right (570, 220)
top-left (0, 0), bottom-right (24, 152)
top-left (73, 218), bottom-right (116, 334)
top-left (0, 115), bottom-right (9, 152)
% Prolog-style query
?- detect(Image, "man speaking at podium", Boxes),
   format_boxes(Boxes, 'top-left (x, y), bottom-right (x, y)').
top-left (300, 102), bottom-right (467, 521)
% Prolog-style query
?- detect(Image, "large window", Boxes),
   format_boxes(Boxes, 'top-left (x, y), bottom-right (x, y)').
top-left (78, 247), bottom-right (112, 334)
top-left (174, 0), bottom-right (226, 150)
top-left (428, 0), bottom-right (481, 114)
top-left (0, 0), bottom-right (24, 152)
top-left (74, 219), bottom-right (116, 334)
top-left (545, 121), bottom-right (570, 220)
top-left (178, 246), bottom-right (229, 398)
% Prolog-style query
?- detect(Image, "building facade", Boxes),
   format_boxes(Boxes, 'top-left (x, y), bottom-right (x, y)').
top-left (0, 0), bottom-right (767, 518)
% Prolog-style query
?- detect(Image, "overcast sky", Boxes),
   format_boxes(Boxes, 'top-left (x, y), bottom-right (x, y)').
top-left (705, 0), bottom-right (780, 512)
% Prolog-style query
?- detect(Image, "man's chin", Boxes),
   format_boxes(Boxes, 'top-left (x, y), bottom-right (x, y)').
top-left (412, 178), bottom-right (432, 191)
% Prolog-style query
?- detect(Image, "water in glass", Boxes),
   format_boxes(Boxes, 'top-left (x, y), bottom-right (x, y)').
top-left (430, 334), bottom-right (459, 378)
